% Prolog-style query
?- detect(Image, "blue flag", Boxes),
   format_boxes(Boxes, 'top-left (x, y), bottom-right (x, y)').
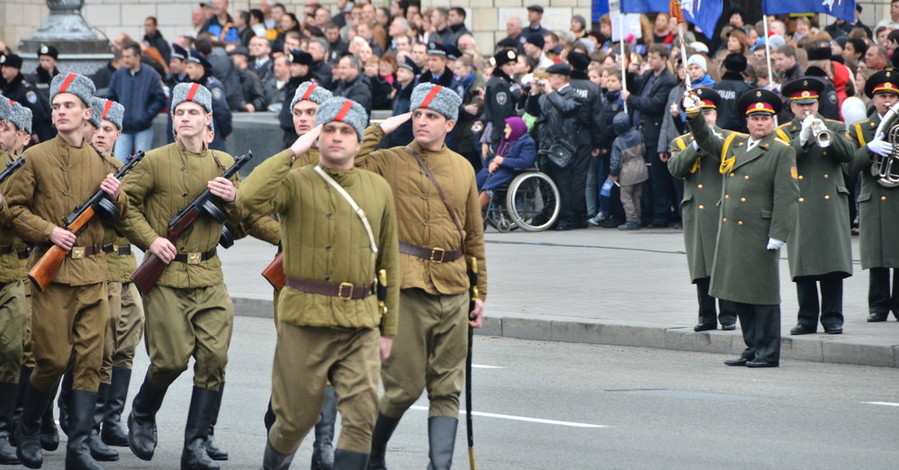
top-left (681, 0), bottom-right (724, 40)
top-left (620, 0), bottom-right (669, 14)
top-left (763, 0), bottom-right (856, 23)
top-left (593, 0), bottom-right (609, 23)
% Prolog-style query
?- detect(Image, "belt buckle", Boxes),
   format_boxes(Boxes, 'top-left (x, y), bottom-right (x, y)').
top-left (113, 245), bottom-right (122, 252)
top-left (187, 252), bottom-right (202, 265)
top-left (337, 282), bottom-right (354, 299)
top-left (71, 246), bottom-right (85, 259)
top-left (430, 247), bottom-right (446, 262)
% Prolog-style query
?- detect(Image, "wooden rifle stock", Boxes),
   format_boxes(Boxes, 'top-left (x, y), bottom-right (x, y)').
top-left (261, 252), bottom-right (286, 290)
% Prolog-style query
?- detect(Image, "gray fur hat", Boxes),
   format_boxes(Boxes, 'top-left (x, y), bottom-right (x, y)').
top-left (171, 82), bottom-right (213, 114)
top-left (50, 73), bottom-right (96, 108)
top-left (315, 97), bottom-right (367, 141)
top-left (0, 95), bottom-right (10, 121)
top-left (8, 102), bottom-right (33, 135)
top-left (289, 82), bottom-right (333, 112)
top-left (98, 98), bottom-right (124, 131)
top-left (88, 97), bottom-right (105, 128)
top-left (410, 83), bottom-right (461, 121)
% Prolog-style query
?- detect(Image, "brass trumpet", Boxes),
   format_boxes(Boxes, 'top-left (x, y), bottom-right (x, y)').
top-left (871, 101), bottom-right (899, 188)
top-left (803, 111), bottom-right (831, 148)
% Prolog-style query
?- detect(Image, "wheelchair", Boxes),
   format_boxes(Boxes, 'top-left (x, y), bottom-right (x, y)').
top-left (483, 167), bottom-right (561, 232)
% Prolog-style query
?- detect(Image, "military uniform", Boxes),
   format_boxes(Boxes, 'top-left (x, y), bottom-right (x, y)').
top-left (0, 67), bottom-right (54, 143)
top-left (668, 116), bottom-right (739, 331)
top-left (688, 88), bottom-right (799, 367)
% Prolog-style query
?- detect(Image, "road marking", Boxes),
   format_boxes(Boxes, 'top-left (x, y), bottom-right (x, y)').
top-left (409, 405), bottom-right (607, 428)
top-left (863, 401), bottom-right (899, 408)
top-left (472, 364), bottom-right (503, 369)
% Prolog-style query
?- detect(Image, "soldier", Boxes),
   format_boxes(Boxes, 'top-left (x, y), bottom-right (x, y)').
top-left (173, 49), bottom-right (233, 152)
top-left (0, 98), bottom-right (30, 466)
top-left (685, 88), bottom-right (799, 368)
top-left (6, 72), bottom-right (128, 469)
top-left (846, 70), bottom-right (899, 322)
top-left (118, 82), bottom-right (277, 470)
top-left (354, 83), bottom-right (487, 469)
top-left (0, 53), bottom-right (55, 143)
top-left (239, 97), bottom-right (400, 470)
top-left (777, 78), bottom-right (855, 335)
top-left (667, 88), bottom-right (738, 332)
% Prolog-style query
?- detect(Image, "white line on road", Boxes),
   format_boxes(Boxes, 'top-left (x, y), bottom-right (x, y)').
top-left (409, 405), bottom-right (608, 428)
top-left (862, 401), bottom-right (899, 407)
top-left (472, 364), bottom-right (504, 369)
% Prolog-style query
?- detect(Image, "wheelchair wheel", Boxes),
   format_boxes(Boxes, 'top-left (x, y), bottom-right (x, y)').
top-left (483, 189), bottom-right (516, 233)
top-left (505, 172), bottom-right (560, 232)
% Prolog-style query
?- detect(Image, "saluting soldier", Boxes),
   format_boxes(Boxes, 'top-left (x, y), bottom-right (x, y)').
top-left (667, 87), bottom-right (738, 332)
top-left (6, 73), bottom-right (128, 469)
top-left (354, 83), bottom-right (487, 469)
top-left (685, 88), bottom-right (799, 368)
top-left (846, 70), bottom-right (899, 323)
top-left (0, 98), bottom-right (31, 466)
top-left (239, 97), bottom-right (400, 470)
top-left (777, 78), bottom-right (855, 335)
top-left (118, 82), bottom-right (277, 470)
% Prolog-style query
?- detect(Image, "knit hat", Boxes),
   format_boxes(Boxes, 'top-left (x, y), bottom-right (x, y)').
top-left (50, 73), bottom-right (96, 107)
top-left (0, 96), bottom-right (10, 121)
top-left (525, 33), bottom-right (545, 50)
top-left (98, 99), bottom-right (125, 130)
top-left (88, 97), bottom-right (106, 128)
top-left (290, 81), bottom-right (333, 111)
top-left (8, 101), bottom-right (33, 135)
top-left (37, 44), bottom-right (59, 60)
top-left (686, 54), bottom-right (707, 73)
top-left (0, 54), bottom-right (23, 69)
top-left (723, 53), bottom-right (747, 72)
top-left (410, 83), bottom-right (462, 121)
top-left (315, 97), bottom-right (367, 140)
top-left (171, 82), bottom-right (213, 114)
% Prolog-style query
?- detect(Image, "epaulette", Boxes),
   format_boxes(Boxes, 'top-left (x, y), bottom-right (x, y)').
top-left (854, 122), bottom-right (867, 146)
top-left (673, 133), bottom-right (692, 151)
top-left (774, 128), bottom-right (791, 144)
top-left (773, 137), bottom-right (790, 146)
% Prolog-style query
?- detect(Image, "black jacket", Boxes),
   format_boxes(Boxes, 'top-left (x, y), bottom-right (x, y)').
top-left (207, 49), bottom-right (247, 111)
top-left (1, 73), bottom-right (54, 143)
top-left (526, 85), bottom-right (582, 167)
top-left (278, 73), bottom-right (314, 136)
top-left (333, 73), bottom-right (372, 117)
top-left (715, 71), bottom-right (751, 133)
top-left (144, 30), bottom-right (172, 63)
top-left (310, 61), bottom-right (333, 91)
top-left (569, 72), bottom-right (603, 152)
top-left (368, 75), bottom-right (393, 110)
top-left (626, 68), bottom-right (677, 148)
top-left (390, 83), bottom-right (414, 147)
top-left (236, 67), bottom-right (266, 111)
top-left (596, 89), bottom-right (625, 152)
top-left (91, 61), bottom-right (118, 97)
top-left (482, 71), bottom-right (518, 147)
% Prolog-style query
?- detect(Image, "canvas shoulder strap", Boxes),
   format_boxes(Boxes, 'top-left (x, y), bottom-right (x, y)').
top-left (313, 165), bottom-right (379, 266)
top-left (404, 145), bottom-right (466, 253)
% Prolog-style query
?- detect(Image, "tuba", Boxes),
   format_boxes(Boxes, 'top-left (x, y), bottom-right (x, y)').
top-left (872, 102), bottom-right (899, 188)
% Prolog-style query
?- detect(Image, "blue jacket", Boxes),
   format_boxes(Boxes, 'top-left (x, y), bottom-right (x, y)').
top-left (108, 65), bottom-right (166, 132)
top-left (476, 134), bottom-right (537, 191)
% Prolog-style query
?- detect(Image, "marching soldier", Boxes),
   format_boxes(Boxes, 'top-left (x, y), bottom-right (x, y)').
top-left (685, 88), bottom-right (799, 368)
top-left (846, 70), bottom-right (899, 323)
top-left (667, 87), bottom-right (738, 332)
top-left (118, 82), bottom-right (277, 470)
top-left (0, 53), bottom-right (55, 143)
top-left (355, 83), bottom-right (487, 469)
top-left (6, 73), bottom-right (128, 469)
top-left (777, 78), bottom-right (855, 335)
top-left (239, 97), bottom-right (400, 470)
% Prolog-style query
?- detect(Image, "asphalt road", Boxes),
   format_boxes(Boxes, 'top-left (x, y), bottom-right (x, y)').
top-left (35, 316), bottom-right (899, 470)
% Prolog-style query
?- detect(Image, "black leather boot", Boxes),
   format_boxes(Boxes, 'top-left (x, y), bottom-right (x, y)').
top-left (9, 366), bottom-right (32, 447)
top-left (40, 386), bottom-right (60, 451)
top-left (334, 449), bottom-right (369, 470)
top-left (58, 371), bottom-right (73, 437)
top-left (311, 386), bottom-right (337, 470)
top-left (15, 382), bottom-right (52, 469)
top-left (180, 387), bottom-right (220, 470)
top-left (87, 384), bottom-right (118, 461)
top-left (65, 390), bottom-right (106, 470)
top-left (426, 416), bottom-right (457, 470)
top-left (0, 381), bottom-right (19, 464)
top-left (101, 367), bottom-right (130, 447)
top-left (367, 413), bottom-right (401, 470)
top-left (128, 379), bottom-right (167, 461)
top-left (204, 383), bottom-right (227, 461)
top-left (262, 438), bottom-right (295, 470)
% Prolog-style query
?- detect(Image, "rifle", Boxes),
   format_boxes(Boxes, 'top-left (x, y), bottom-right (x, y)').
top-left (131, 151), bottom-right (254, 294)
top-left (28, 151), bottom-right (146, 292)
top-left (0, 157), bottom-right (25, 184)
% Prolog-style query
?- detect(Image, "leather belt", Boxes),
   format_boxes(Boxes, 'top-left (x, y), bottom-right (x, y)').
top-left (40, 243), bottom-right (102, 259)
top-left (285, 276), bottom-right (374, 300)
top-left (102, 244), bottom-right (132, 256)
top-left (173, 248), bottom-right (217, 264)
top-left (0, 246), bottom-right (29, 258)
top-left (399, 242), bottom-right (463, 263)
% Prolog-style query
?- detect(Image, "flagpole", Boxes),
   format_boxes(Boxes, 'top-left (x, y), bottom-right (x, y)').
top-left (762, 13), bottom-right (778, 126)
top-left (619, 12), bottom-right (628, 114)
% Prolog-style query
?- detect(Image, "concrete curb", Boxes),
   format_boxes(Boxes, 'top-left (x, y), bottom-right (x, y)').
top-left (233, 296), bottom-right (898, 369)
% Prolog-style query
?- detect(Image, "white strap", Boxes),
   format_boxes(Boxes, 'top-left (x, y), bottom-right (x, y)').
top-left (313, 165), bottom-right (378, 260)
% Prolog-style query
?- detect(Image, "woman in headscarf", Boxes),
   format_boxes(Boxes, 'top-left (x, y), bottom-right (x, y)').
top-left (477, 116), bottom-right (537, 207)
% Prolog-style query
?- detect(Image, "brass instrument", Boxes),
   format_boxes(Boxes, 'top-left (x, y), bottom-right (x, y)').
top-left (871, 102), bottom-right (899, 188)
top-left (803, 111), bottom-right (831, 148)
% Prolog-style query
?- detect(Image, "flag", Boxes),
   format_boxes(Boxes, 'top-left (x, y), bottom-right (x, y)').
top-left (681, 0), bottom-right (724, 40)
top-left (620, 0), bottom-right (669, 14)
top-left (763, 0), bottom-right (856, 23)
top-left (670, 0), bottom-right (685, 23)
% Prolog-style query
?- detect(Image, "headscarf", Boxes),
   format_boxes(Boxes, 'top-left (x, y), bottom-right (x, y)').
top-left (496, 116), bottom-right (528, 156)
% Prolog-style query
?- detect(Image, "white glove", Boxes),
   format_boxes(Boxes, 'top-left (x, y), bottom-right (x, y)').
top-left (868, 132), bottom-right (893, 158)
top-left (682, 91), bottom-right (701, 112)
top-left (799, 118), bottom-right (814, 147)
top-left (766, 238), bottom-right (785, 251)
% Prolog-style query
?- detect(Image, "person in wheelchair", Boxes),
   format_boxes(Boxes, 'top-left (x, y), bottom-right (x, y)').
top-left (477, 116), bottom-right (537, 208)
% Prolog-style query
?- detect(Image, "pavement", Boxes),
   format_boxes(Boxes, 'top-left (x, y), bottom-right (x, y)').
top-left (219, 224), bottom-right (899, 368)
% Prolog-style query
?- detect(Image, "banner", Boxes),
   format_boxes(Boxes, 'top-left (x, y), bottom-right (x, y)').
top-left (680, 0), bottom-right (724, 40)
top-left (620, 0), bottom-right (669, 14)
top-left (763, 0), bottom-right (856, 23)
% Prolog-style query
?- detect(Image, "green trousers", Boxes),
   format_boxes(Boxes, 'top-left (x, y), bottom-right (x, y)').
top-left (99, 281), bottom-right (144, 384)
top-left (0, 280), bottom-right (26, 383)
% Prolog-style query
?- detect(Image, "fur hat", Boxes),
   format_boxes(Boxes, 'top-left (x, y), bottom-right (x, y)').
top-left (290, 81), bottom-right (333, 111)
top-left (410, 83), bottom-right (462, 121)
top-left (315, 97), bottom-right (367, 141)
top-left (50, 73), bottom-right (96, 108)
top-left (288, 49), bottom-right (313, 65)
top-left (567, 51), bottom-right (590, 71)
top-left (0, 96), bottom-right (10, 121)
top-left (494, 49), bottom-right (518, 68)
top-left (171, 82), bottom-right (213, 114)
top-left (0, 54), bottom-right (23, 69)
top-left (88, 97), bottom-right (106, 128)
top-left (98, 99), bottom-right (125, 130)
top-left (37, 44), bottom-right (59, 60)
top-left (723, 53), bottom-right (747, 72)
top-left (8, 101), bottom-right (33, 135)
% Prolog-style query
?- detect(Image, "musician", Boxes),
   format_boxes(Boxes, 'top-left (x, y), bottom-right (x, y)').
top-left (776, 78), bottom-right (855, 335)
top-left (846, 70), bottom-right (899, 322)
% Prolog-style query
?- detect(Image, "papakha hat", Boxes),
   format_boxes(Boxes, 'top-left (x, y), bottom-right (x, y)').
top-left (410, 83), bottom-right (462, 121)
top-left (315, 97), bottom-right (367, 141)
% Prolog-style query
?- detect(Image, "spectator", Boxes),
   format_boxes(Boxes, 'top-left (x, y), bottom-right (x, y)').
top-left (457, 34), bottom-right (479, 55)
top-left (274, 13), bottom-right (301, 53)
top-left (379, 53), bottom-right (397, 85)
top-left (107, 42), bottom-right (166, 162)
top-left (332, 53), bottom-right (372, 116)
top-left (278, 49), bottom-right (314, 147)
top-left (609, 112), bottom-right (648, 230)
top-left (504, 17), bottom-right (526, 51)
top-left (249, 9), bottom-right (267, 38)
top-left (143, 17), bottom-right (172, 65)
top-left (314, 6), bottom-right (332, 29)
top-left (229, 47), bottom-right (266, 112)
top-left (714, 29), bottom-right (751, 63)
top-left (445, 7), bottom-right (470, 47)
top-left (410, 42), bottom-right (428, 69)
top-left (477, 116), bottom-right (537, 207)
top-left (877, 0), bottom-right (899, 29)
top-left (354, 21), bottom-right (384, 57)
top-left (91, 51), bottom-right (124, 97)
top-left (365, 55), bottom-right (393, 110)
top-left (235, 10), bottom-right (256, 46)
top-left (453, 53), bottom-right (486, 170)
top-left (307, 37), bottom-right (333, 90)
top-left (826, 4), bottom-right (873, 40)
top-left (525, 5), bottom-right (547, 38)
top-left (772, 45), bottom-right (805, 86)
top-left (196, 34), bottom-right (247, 111)
top-left (27, 44), bottom-right (59, 105)
top-left (264, 54), bottom-right (291, 111)
top-left (266, 2), bottom-right (286, 41)
top-left (387, 17), bottom-right (412, 55)
top-left (325, 23), bottom-right (349, 62)
top-left (418, 42), bottom-right (458, 89)
top-left (389, 55), bottom-right (420, 147)
top-left (571, 15), bottom-right (587, 39)
top-left (249, 35), bottom-right (273, 84)
top-left (843, 37), bottom-right (868, 69)
top-left (186, 6), bottom-right (206, 37)
top-left (686, 55), bottom-right (715, 87)
top-left (865, 45), bottom-right (889, 71)
top-left (201, 0), bottom-right (240, 43)
top-left (651, 12), bottom-right (675, 45)
top-left (523, 34), bottom-right (552, 70)
top-left (716, 53), bottom-right (751, 133)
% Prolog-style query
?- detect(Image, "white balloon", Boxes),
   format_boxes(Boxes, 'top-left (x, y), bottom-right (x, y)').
top-left (841, 96), bottom-right (868, 131)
